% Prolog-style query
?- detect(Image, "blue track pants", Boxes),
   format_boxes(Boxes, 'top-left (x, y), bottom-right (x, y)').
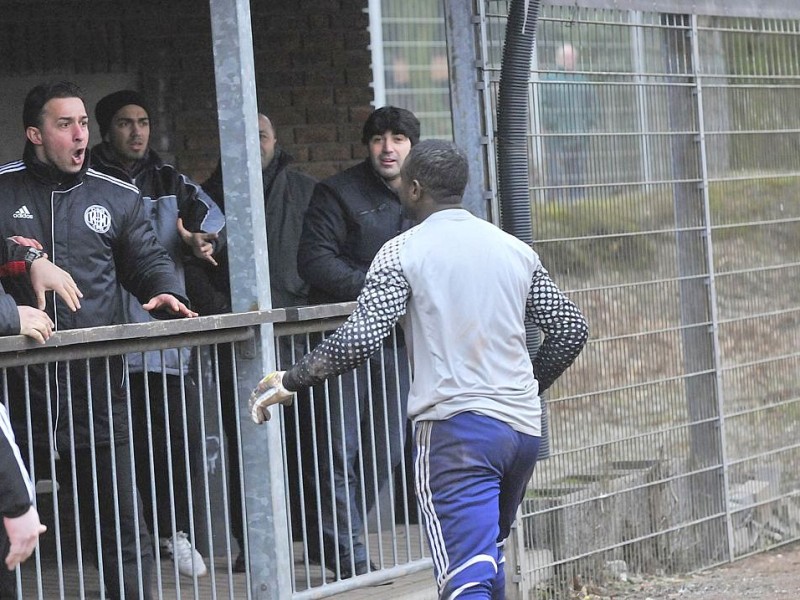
top-left (414, 412), bottom-right (540, 599)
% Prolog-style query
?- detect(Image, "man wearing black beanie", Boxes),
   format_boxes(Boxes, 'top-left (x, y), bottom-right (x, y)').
top-left (94, 89), bottom-right (152, 141)
top-left (91, 89), bottom-right (224, 579)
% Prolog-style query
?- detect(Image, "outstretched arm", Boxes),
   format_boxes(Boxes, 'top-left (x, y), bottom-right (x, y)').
top-left (115, 192), bottom-right (191, 311)
top-left (250, 235), bottom-right (412, 423)
top-left (284, 236), bottom-right (410, 391)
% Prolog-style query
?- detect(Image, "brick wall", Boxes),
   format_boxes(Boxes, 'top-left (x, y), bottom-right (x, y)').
top-left (0, 0), bottom-right (373, 183)
top-left (138, 0), bottom-right (374, 182)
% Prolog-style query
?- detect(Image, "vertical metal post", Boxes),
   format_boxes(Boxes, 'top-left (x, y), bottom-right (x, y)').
top-left (208, 1), bottom-right (292, 598)
top-left (662, 11), bottom-right (725, 560)
top-left (505, 506), bottom-right (527, 600)
top-left (631, 10), bottom-right (653, 191)
top-left (443, 0), bottom-right (489, 219)
top-left (368, 0), bottom-right (387, 108)
top-left (689, 13), bottom-right (733, 564)
top-left (529, 43), bottom-right (546, 205)
top-left (476, 0), bottom-right (502, 225)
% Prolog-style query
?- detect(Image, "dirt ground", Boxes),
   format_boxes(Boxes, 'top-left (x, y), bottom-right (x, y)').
top-left (572, 541), bottom-right (800, 599)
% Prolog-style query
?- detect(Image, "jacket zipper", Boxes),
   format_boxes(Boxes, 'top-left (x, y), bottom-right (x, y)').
top-left (49, 190), bottom-right (60, 452)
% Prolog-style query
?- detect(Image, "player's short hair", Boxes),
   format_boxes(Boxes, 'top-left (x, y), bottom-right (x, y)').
top-left (402, 139), bottom-right (468, 203)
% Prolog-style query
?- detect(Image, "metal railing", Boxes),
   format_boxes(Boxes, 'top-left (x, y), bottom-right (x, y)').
top-left (1, 307), bottom-right (431, 599)
top-left (3, 2), bottom-right (800, 599)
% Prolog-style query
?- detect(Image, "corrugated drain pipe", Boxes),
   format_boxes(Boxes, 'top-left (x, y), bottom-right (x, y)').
top-left (497, 0), bottom-right (550, 459)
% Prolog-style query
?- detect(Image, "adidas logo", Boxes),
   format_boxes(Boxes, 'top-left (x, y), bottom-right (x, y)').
top-left (12, 206), bottom-right (33, 219)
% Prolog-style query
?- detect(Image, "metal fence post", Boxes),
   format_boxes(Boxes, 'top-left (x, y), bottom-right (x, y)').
top-left (444, 0), bottom-right (489, 220)
top-left (689, 12), bottom-right (734, 564)
top-left (209, 1), bottom-right (292, 598)
top-left (662, 11), bottom-right (726, 561)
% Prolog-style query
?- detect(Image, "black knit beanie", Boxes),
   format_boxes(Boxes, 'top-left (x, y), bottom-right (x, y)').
top-left (95, 90), bottom-right (150, 139)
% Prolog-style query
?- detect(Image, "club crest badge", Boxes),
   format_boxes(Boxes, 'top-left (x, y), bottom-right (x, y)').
top-left (84, 205), bottom-right (111, 234)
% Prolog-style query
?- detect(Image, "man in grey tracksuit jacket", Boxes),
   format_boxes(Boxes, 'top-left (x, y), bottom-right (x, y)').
top-left (252, 140), bottom-right (589, 599)
top-left (90, 89), bottom-right (224, 578)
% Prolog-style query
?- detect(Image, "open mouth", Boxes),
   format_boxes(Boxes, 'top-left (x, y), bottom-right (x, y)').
top-left (72, 148), bottom-right (85, 164)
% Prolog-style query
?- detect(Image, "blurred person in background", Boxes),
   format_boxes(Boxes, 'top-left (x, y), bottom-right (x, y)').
top-left (539, 42), bottom-right (599, 200)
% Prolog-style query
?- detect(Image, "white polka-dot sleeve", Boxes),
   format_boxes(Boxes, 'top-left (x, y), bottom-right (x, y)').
top-left (283, 232), bottom-right (412, 390)
top-left (525, 267), bottom-right (589, 392)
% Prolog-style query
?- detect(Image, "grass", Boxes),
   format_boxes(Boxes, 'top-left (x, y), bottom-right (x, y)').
top-left (529, 175), bottom-right (800, 277)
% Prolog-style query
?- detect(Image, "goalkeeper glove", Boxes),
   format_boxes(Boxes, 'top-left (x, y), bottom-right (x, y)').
top-left (248, 371), bottom-right (294, 424)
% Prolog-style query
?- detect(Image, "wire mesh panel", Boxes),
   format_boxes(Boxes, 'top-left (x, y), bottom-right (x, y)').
top-left (700, 14), bottom-right (800, 564)
top-left (480, 2), bottom-right (800, 598)
top-left (377, 0), bottom-right (454, 138)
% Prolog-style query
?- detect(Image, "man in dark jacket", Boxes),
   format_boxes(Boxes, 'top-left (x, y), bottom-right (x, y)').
top-left (187, 113), bottom-right (315, 312)
top-left (0, 281), bottom-right (52, 585)
top-left (0, 80), bottom-right (195, 600)
top-left (91, 89), bottom-right (224, 579)
top-left (183, 113), bottom-right (316, 571)
top-left (296, 106), bottom-right (418, 578)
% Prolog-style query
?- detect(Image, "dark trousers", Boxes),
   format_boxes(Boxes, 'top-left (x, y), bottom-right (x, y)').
top-left (0, 444), bottom-right (154, 600)
top-left (217, 338), bottom-right (314, 550)
top-left (217, 338), bottom-right (315, 550)
top-left (129, 372), bottom-right (204, 543)
top-left (306, 344), bottom-right (409, 568)
top-left (216, 342), bottom-right (245, 550)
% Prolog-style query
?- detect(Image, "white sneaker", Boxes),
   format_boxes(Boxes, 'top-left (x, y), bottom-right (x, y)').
top-left (162, 531), bottom-right (208, 578)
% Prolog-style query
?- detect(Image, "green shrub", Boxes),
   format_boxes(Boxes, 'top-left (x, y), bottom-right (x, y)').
top-left (529, 176), bottom-right (800, 276)
top-left (531, 197), bottom-right (658, 275)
